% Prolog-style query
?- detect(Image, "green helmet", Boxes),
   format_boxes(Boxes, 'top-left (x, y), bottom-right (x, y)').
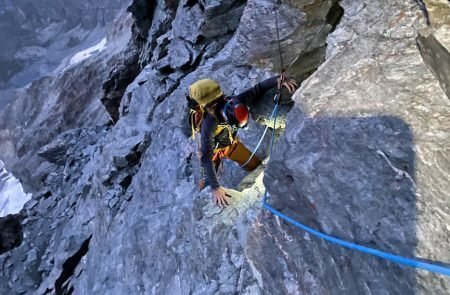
top-left (189, 79), bottom-right (223, 107)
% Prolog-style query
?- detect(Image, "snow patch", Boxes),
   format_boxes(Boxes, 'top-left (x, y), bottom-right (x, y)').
top-left (0, 160), bottom-right (32, 217)
top-left (69, 38), bottom-right (107, 65)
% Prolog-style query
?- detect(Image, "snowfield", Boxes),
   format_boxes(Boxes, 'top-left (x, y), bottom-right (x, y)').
top-left (0, 160), bottom-right (31, 217)
top-left (69, 38), bottom-right (107, 65)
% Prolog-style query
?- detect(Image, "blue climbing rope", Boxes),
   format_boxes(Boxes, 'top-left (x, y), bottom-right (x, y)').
top-left (262, 102), bottom-right (450, 277)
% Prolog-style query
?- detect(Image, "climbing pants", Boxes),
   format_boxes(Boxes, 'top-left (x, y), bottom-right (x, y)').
top-left (213, 140), bottom-right (261, 171)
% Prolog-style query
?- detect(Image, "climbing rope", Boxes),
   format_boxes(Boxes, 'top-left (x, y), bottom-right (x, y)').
top-left (241, 1), bottom-right (328, 164)
top-left (240, 106), bottom-right (277, 168)
top-left (273, 0), bottom-right (284, 74)
top-left (263, 103), bottom-right (279, 205)
top-left (285, 22), bottom-right (327, 71)
top-left (241, 0), bottom-right (285, 168)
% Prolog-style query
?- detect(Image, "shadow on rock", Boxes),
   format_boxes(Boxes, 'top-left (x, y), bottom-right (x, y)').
top-left (251, 114), bottom-right (419, 294)
top-left (0, 214), bottom-right (24, 255)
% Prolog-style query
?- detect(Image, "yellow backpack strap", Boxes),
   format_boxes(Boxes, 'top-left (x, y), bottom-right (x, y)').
top-left (190, 110), bottom-right (196, 139)
top-left (214, 125), bottom-right (225, 137)
top-left (190, 109), bottom-right (205, 139)
top-left (226, 125), bottom-right (234, 144)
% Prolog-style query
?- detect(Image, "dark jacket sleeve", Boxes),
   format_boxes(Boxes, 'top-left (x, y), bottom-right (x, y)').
top-left (235, 76), bottom-right (278, 105)
top-left (200, 114), bottom-right (220, 190)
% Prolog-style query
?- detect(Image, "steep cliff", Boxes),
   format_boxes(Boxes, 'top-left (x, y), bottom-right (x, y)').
top-left (0, 0), bottom-right (449, 294)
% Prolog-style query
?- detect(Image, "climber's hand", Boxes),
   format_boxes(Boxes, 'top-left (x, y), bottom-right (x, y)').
top-left (277, 76), bottom-right (298, 93)
top-left (212, 187), bottom-right (231, 207)
top-left (283, 77), bottom-right (298, 93)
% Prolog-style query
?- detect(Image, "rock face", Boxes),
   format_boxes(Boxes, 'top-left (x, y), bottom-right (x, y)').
top-left (417, 31), bottom-right (450, 100)
top-left (263, 0), bottom-right (450, 293)
top-left (417, 0), bottom-right (450, 100)
top-left (0, 0), bottom-right (449, 294)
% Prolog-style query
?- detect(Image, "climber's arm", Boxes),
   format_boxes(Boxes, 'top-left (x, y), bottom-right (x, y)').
top-left (236, 75), bottom-right (298, 105)
top-left (235, 76), bottom-right (278, 105)
top-left (200, 115), bottom-right (220, 190)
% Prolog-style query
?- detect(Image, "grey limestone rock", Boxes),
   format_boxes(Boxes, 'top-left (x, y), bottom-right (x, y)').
top-left (417, 30), bottom-right (450, 100)
top-left (0, 0), bottom-right (449, 294)
top-left (260, 0), bottom-right (450, 293)
top-left (0, 0), bottom-right (128, 92)
top-left (0, 213), bottom-right (24, 255)
top-left (416, 0), bottom-right (450, 100)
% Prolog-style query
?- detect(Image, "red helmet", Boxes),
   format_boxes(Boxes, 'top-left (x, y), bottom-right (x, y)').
top-left (221, 97), bottom-right (249, 128)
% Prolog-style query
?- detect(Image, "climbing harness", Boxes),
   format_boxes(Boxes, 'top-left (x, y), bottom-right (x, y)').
top-left (259, 0), bottom-right (450, 277)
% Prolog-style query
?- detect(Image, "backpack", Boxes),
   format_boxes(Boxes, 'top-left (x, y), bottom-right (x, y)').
top-left (186, 95), bottom-right (204, 139)
top-left (185, 95), bottom-right (234, 143)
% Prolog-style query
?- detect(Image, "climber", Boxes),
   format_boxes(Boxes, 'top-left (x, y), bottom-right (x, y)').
top-left (187, 75), bottom-right (298, 207)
